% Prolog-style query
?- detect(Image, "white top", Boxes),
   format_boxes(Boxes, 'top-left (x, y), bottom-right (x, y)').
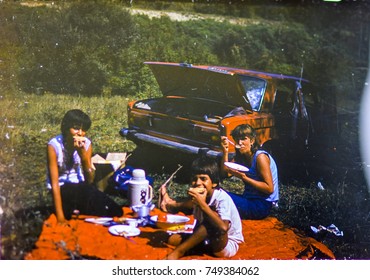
top-left (193, 188), bottom-right (244, 245)
top-left (46, 134), bottom-right (91, 189)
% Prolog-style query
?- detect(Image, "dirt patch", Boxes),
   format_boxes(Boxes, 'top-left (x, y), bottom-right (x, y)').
top-left (25, 207), bottom-right (334, 260)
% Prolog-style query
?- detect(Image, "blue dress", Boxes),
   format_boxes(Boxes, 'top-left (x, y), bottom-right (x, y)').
top-left (227, 150), bottom-right (279, 220)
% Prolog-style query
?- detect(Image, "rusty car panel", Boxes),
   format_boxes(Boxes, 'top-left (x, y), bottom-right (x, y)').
top-left (120, 61), bottom-right (314, 160)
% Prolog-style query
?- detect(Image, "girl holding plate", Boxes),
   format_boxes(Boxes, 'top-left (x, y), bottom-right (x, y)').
top-left (220, 124), bottom-right (279, 220)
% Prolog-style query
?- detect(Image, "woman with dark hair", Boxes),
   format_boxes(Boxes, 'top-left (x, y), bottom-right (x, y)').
top-left (221, 124), bottom-right (279, 220)
top-left (47, 109), bottom-right (123, 224)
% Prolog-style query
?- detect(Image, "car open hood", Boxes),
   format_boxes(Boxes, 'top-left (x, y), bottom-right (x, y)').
top-left (145, 62), bottom-right (253, 111)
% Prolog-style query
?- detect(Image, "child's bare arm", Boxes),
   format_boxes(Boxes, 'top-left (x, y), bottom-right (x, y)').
top-left (160, 184), bottom-right (193, 213)
top-left (202, 205), bottom-right (230, 233)
top-left (189, 189), bottom-right (229, 233)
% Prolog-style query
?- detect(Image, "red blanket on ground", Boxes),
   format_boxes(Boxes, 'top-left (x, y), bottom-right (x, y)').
top-left (25, 207), bottom-right (335, 260)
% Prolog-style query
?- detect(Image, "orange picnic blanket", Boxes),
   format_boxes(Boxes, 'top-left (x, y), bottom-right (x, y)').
top-left (24, 207), bottom-right (335, 260)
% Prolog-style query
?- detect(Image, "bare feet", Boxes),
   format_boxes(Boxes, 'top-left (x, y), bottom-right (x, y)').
top-left (164, 249), bottom-right (183, 260)
top-left (167, 234), bottom-right (182, 247)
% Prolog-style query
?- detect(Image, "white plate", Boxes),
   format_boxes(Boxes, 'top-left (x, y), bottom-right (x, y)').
top-left (150, 214), bottom-right (190, 230)
top-left (224, 162), bottom-right (249, 172)
top-left (84, 217), bottom-right (113, 225)
top-left (108, 225), bottom-right (141, 237)
top-left (150, 214), bottom-right (190, 224)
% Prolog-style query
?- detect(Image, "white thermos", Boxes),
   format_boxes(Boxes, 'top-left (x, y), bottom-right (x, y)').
top-left (127, 169), bottom-right (153, 207)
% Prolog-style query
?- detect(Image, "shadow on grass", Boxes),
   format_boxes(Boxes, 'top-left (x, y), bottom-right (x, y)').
top-left (1, 206), bottom-right (53, 260)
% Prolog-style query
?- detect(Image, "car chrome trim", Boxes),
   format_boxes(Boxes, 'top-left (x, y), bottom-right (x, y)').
top-left (120, 128), bottom-right (223, 158)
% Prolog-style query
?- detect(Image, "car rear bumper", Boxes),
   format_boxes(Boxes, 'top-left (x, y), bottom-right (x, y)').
top-left (120, 128), bottom-right (223, 158)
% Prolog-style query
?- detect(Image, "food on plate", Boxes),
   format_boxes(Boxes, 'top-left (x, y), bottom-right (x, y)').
top-left (150, 214), bottom-right (190, 230)
top-left (113, 217), bottom-right (126, 223)
top-left (157, 213), bottom-right (168, 222)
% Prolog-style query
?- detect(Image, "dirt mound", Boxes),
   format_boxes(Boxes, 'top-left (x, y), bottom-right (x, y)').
top-left (25, 207), bottom-right (334, 260)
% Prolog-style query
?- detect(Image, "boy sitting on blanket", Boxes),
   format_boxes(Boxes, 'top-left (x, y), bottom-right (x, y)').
top-left (159, 157), bottom-right (244, 259)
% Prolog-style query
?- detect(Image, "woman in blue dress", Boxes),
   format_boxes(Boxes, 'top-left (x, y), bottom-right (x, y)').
top-left (221, 124), bottom-right (279, 220)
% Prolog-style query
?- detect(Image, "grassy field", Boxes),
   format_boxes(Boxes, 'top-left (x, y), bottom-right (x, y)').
top-left (1, 89), bottom-right (369, 260)
top-left (0, 90), bottom-right (134, 259)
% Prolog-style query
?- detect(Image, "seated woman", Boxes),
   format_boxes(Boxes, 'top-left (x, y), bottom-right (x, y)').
top-left (159, 157), bottom-right (244, 260)
top-left (47, 109), bottom-right (123, 224)
top-left (220, 124), bottom-right (279, 220)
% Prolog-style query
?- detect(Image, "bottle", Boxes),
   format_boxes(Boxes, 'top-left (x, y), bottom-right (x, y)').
top-left (127, 169), bottom-right (153, 207)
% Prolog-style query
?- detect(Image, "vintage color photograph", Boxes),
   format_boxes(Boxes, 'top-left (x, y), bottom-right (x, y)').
top-left (0, 0), bottom-right (369, 262)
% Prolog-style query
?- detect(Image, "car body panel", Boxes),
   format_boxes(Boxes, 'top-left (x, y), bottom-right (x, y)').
top-left (145, 62), bottom-right (253, 111)
top-left (121, 62), bottom-right (314, 159)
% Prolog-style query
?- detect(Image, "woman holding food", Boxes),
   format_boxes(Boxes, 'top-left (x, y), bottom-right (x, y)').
top-left (220, 124), bottom-right (279, 220)
top-left (47, 109), bottom-right (122, 224)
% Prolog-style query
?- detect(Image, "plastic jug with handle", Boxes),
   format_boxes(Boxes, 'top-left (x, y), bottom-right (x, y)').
top-left (127, 169), bottom-right (153, 207)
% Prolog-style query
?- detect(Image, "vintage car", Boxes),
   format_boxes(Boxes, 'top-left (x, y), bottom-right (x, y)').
top-left (120, 62), bottom-right (335, 180)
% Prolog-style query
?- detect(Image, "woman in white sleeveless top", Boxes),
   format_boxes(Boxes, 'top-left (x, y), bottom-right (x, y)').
top-left (47, 109), bottom-right (123, 224)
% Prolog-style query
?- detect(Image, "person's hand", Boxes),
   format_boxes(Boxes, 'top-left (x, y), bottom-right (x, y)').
top-left (73, 136), bottom-right (87, 148)
top-left (159, 183), bottom-right (168, 197)
top-left (225, 165), bottom-right (246, 179)
top-left (74, 136), bottom-right (89, 160)
top-left (159, 184), bottom-right (176, 212)
top-left (188, 187), bottom-right (207, 205)
top-left (220, 136), bottom-right (229, 152)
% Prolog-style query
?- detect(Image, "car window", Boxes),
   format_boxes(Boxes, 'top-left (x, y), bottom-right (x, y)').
top-left (239, 76), bottom-right (267, 111)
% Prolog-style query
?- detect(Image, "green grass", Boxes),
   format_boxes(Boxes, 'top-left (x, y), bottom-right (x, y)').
top-left (0, 90), bottom-right (137, 259)
top-left (1, 90), bottom-right (134, 175)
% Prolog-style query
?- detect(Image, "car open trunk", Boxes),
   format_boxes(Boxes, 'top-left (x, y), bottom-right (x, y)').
top-left (121, 62), bottom-right (314, 161)
top-left (127, 96), bottom-right (248, 153)
top-left (144, 62), bottom-right (254, 111)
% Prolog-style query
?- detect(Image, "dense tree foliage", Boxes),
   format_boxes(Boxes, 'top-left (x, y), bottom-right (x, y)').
top-left (13, 1), bottom-right (138, 95)
top-left (0, 0), bottom-right (367, 98)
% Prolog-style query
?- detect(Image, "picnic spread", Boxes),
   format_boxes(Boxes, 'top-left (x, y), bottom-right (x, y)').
top-left (24, 207), bottom-right (335, 260)
top-left (29, 156), bottom-right (335, 260)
